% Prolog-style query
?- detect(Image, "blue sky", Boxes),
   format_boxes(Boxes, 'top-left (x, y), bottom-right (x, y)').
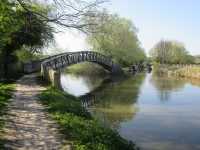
top-left (53, 0), bottom-right (200, 55)
top-left (106, 0), bottom-right (200, 55)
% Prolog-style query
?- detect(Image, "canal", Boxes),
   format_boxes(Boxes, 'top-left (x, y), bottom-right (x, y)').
top-left (61, 72), bottom-right (200, 150)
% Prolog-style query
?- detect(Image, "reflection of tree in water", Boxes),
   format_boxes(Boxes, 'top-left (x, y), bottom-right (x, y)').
top-left (182, 78), bottom-right (200, 87)
top-left (150, 73), bottom-right (186, 101)
top-left (80, 74), bottom-right (145, 129)
top-left (90, 105), bottom-right (139, 129)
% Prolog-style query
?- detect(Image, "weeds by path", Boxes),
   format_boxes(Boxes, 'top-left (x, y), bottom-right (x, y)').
top-left (0, 83), bottom-right (14, 149)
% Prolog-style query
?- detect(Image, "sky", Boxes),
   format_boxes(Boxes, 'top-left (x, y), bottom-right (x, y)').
top-left (53, 0), bottom-right (200, 55)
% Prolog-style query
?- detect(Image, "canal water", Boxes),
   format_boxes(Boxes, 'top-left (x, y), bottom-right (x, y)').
top-left (61, 72), bottom-right (200, 150)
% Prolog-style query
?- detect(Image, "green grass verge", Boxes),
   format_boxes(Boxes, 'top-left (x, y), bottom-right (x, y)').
top-left (0, 83), bottom-right (15, 148)
top-left (65, 62), bottom-right (108, 76)
top-left (39, 87), bottom-right (139, 150)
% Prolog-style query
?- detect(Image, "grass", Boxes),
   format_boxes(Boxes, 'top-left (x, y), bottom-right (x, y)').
top-left (39, 87), bottom-right (139, 150)
top-left (0, 83), bottom-right (15, 149)
top-left (66, 62), bottom-right (109, 76)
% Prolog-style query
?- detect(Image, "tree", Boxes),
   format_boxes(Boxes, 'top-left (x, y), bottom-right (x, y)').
top-left (15, 0), bottom-right (106, 33)
top-left (86, 10), bottom-right (146, 66)
top-left (0, 1), bottom-right (54, 78)
top-left (149, 40), bottom-right (193, 64)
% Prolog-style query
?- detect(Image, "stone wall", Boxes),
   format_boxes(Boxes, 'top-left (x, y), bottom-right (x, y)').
top-left (41, 65), bottom-right (61, 88)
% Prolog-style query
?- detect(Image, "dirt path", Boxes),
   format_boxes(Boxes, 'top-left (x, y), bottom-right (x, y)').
top-left (3, 74), bottom-right (71, 150)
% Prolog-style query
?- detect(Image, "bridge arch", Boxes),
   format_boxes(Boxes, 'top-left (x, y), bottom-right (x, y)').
top-left (41, 51), bottom-right (123, 87)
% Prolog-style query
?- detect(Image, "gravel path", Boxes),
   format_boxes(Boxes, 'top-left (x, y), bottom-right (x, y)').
top-left (3, 74), bottom-right (71, 150)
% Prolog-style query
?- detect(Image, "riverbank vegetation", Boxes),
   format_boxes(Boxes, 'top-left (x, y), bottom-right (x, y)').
top-left (149, 40), bottom-right (200, 79)
top-left (86, 10), bottom-right (146, 67)
top-left (153, 63), bottom-right (200, 79)
top-left (0, 83), bottom-right (14, 148)
top-left (39, 87), bottom-right (139, 150)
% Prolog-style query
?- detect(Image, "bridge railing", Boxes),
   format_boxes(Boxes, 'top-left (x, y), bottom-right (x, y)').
top-left (41, 51), bottom-right (113, 71)
top-left (40, 51), bottom-right (123, 87)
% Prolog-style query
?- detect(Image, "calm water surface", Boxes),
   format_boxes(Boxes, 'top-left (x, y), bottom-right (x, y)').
top-left (61, 72), bottom-right (200, 150)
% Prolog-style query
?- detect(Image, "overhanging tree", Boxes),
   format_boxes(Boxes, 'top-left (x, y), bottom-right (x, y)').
top-left (15, 0), bottom-right (106, 33)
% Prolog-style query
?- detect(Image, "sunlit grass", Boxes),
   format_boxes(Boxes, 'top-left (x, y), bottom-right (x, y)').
top-left (65, 62), bottom-right (108, 76)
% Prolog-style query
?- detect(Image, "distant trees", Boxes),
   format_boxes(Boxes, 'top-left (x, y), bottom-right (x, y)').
top-left (85, 10), bottom-right (146, 66)
top-left (149, 40), bottom-right (194, 64)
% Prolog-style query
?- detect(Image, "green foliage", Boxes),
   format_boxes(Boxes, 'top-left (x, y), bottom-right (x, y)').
top-left (0, 1), bottom-right (53, 50)
top-left (0, 0), bottom-right (53, 78)
top-left (15, 48), bottom-right (42, 63)
top-left (0, 1), bottom-right (22, 47)
top-left (39, 87), bottom-right (138, 150)
top-left (149, 40), bottom-right (194, 64)
top-left (0, 83), bottom-right (14, 121)
top-left (66, 62), bottom-right (108, 76)
top-left (0, 83), bottom-right (14, 148)
top-left (86, 10), bottom-right (146, 66)
top-left (193, 55), bottom-right (200, 64)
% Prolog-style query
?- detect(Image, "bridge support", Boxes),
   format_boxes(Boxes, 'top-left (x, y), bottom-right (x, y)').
top-left (111, 64), bottom-right (124, 75)
top-left (41, 66), bottom-right (61, 88)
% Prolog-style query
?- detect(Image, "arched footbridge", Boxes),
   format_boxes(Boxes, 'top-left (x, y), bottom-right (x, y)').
top-left (40, 51), bottom-right (123, 87)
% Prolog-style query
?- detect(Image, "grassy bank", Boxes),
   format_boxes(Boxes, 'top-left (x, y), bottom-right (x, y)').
top-left (66, 62), bottom-right (109, 76)
top-left (153, 63), bottom-right (200, 79)
top-left (0, 83), bottom-right (15, 148)
top-left (39, 87), bottom-right (138, 150)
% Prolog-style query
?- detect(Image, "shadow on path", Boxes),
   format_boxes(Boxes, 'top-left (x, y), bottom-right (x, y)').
top-left (2, 74), bottom-right (71, 150)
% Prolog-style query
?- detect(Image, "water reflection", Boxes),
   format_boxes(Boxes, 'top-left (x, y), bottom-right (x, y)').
top-left (61, 72), bottom-right (200, 150)
top-left (150, 75), bottom-right (186, 101)
top-left (60, 73), bottom-right (108, 97)
top-left (150, 73), bottom-right (200, 102)
top-left (82, 74), bottom-right (145, 129)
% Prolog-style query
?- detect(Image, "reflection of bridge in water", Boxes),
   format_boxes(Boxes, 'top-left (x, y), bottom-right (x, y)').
top-left (70, 72), bottom-right (145, 129)
top-left (79, 78), bottom-right (112, 107)
top-left (79, 76), bottom-right (142, 129)
top-left (80, 93), bottom-right (96, 107)
top-left (79, 77), bottom-right (123, 107)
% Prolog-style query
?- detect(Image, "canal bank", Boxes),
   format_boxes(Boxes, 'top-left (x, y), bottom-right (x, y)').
top-left (153, 63), bottom-right (200, 79)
